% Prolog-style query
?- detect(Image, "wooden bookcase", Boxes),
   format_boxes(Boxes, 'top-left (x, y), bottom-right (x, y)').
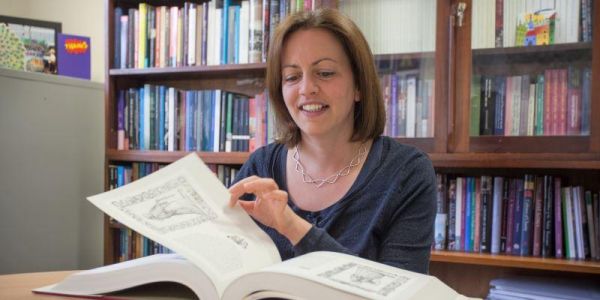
top-left (104, 0), bottom-right (600, 297)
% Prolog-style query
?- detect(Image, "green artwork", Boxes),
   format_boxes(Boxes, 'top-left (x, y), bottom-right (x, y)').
top-left (0, 23), bottom-right (25, 71)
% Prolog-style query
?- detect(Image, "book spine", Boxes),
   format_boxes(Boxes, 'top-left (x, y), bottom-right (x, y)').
top-left (470, 74), bottom-right (481, 136)
top-left (505, 179), bottom-right (516, 254)
top-left (491, 176), bottom-right (504, 254)
top-left (493, 76), bottom-right (505, 135)
top-left (520, 175), bottom-right (535, 256)
top-left (585, 191), bottom-right (598, 259)
top-left (434, 174), bottom-right (448, 250)
top-left (447, 178), bottom-right (457, 251)
top-left (534, 74), bottom-right (545, 135)
top-left (512, 179), bottom-right (524, 255)
top-left (114, 7), bottom-right (123, 68)
top-left (456, 177), bottom-right (464, 251)
top-left (541, 175), bottom-right (554, 257)
top-left (480, 176), bottom-right (493, 253)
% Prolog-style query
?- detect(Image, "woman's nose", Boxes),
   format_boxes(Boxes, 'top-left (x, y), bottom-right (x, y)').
top-left (299, 76), bottom-right (319, 96)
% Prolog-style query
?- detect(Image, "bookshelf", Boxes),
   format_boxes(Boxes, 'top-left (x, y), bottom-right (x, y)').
top-left (104, 0), bottom-right (599, 297)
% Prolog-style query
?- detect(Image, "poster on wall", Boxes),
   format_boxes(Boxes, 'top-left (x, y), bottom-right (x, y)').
top-left (57, 33), bottom-right (90, 80)
top-left (0, 15), bottom-right (61, 74)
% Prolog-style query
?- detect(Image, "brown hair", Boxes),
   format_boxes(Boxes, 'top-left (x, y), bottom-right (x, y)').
top-left (266, 8), bottom-right (385, 147)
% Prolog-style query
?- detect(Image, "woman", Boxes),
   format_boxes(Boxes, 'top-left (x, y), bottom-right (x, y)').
top-left (229, 8), bottom-right (436, 274)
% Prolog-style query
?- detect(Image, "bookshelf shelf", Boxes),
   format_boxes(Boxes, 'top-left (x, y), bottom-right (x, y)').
top-left (106, 149), bottom-right (248, 164)
top-left (431, 250), bottom-right (600, 274)
top-left (430, 152), bottom-right (600, 169)
top-left (472, 42), bottom-right (593, 64)
top-left (108, 63), bottom-right (266, 78)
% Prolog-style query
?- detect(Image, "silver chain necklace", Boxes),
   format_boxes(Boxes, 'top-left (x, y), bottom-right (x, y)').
top-left (292, 144), bottom-right (367, 188)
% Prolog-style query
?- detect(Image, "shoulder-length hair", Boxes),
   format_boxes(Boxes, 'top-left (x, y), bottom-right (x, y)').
top-left (266, 8), bottom-right (385, 147)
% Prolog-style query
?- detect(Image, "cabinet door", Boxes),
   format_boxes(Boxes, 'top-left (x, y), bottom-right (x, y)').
top-left (339, 0), bottom-right (445, 153)
top-left (464, 0), bottom-right (594, 153)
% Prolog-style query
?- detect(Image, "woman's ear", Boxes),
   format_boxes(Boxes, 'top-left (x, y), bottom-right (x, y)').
top-left (354, 89), bottom-right (360, 102)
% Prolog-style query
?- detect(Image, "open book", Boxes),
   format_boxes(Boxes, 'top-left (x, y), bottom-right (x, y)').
top-left (34, 153), bottom-right (474, 300)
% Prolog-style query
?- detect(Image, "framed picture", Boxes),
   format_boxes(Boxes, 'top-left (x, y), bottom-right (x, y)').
top-left (0, 15), bottom-right (61, 74)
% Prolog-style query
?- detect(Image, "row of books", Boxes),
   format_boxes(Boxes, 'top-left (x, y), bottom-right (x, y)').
top-left (108, 162), bottom-right (241, 260)
top-left (471, 67), bottom-right (591, 136)
top-left (115, 228), bottom-right (173, 262)
top-left (116, 85), bottom-right (275, 152)
top-left (113, 0), bottom-right (333, 69)
top-left (380, 71), bottom-right (435, 138)
top-left (107, 163), bottom-right (241, 194)
top-left (433, 174), bottom-right (600, 260)
top-left (472, 0), bottom-right (593, 49)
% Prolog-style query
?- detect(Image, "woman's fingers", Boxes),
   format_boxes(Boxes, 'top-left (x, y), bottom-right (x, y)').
top-left (228, 176), bottom-right (280, 207)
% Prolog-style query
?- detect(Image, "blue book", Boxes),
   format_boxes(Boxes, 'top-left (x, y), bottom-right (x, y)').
top-left (233, 5), bottom-right (240, 64)
top-left (158, 86), bottom-right (166, 151)
top-left (185, 91), bottom-right (194, 151)
top-left (221, 0), bottom-right (230, 64)
top-left (114, 7), bottom-right (123, 68)
top-left (202, 91), bottom-right (213, 151)
top-left (512, 179), bottom-right (525, 255)
top-left (464, 177), bottom-right (473, 252)
top-left (139, 87), bottom-right (145, 150)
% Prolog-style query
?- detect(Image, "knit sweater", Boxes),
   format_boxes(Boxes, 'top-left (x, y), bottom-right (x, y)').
top-left (232, 136), bottom-right (436, 274)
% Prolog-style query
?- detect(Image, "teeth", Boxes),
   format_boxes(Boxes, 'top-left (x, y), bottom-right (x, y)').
top-left (302, 104), bottom-right (325, 112)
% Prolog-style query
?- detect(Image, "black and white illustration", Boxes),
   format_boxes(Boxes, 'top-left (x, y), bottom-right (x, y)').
top-left (111, 176), bottom-right (218, 234)
top-left (227, 235), bottom-right (249, 249)
top-left (318, 263), bottom-right (410, 297)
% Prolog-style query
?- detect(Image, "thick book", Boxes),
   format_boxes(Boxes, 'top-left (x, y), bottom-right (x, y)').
top-left (33, 153), bottom-right (472, 300)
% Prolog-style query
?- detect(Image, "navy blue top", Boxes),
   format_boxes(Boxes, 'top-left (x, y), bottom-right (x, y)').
top-left (232, 136), bottom-right (436, 274)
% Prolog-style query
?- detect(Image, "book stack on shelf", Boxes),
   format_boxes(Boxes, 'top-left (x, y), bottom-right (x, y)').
top-left (103, 0), bottom-right (599, 298)
top-left (470, 0), bottom-right (593, 137)
top-left (433, 173), bottom-right (600, 261)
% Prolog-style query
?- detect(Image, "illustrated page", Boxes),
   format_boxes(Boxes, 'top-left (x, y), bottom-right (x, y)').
top-left (88, 153), bottom-right (281, 296)
top-left (257, 252), bottom-right (435, 300)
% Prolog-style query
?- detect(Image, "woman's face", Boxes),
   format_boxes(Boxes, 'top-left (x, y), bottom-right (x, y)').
top-left (280, 28), bottom-right (359, 140)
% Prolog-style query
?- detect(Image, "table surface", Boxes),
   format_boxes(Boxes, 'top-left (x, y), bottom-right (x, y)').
top-left (0, 270), bottom-right (200, 300)
top-left (0, 271), bottom-right (76, 300)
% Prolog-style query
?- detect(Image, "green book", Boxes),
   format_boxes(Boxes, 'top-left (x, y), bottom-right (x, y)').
top-left (470, 74), bottom-right (481, 136)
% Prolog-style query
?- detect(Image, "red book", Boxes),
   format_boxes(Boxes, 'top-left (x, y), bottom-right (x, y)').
top-left (505, 179), bottom-right (517, 254)
top-left (543, 69), bottom-right (552, 135)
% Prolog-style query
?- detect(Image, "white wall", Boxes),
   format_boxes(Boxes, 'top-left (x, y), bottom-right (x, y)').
top-left (1, 0), bottom-right (106, 83)
top-left (0, 69), bottom-right (105, 274)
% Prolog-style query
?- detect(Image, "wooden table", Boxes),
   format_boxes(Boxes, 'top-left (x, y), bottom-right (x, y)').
top-left (0, 271), bottom-right (76, 299)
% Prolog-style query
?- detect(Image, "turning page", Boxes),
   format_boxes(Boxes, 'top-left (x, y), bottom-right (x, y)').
top-left (88, 153), bottom-right (280, 297)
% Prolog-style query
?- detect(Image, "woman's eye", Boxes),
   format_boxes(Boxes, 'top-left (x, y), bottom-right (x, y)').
top-left (318, 71), bottom-right (335, 78)
top-left (284, 75), bottom-right (299, 82)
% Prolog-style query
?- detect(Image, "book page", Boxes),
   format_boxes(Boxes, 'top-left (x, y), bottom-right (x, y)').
top-left (248, 252), bottom-right (459, 300)
top-left (88, 153), bottom-right (281, 297)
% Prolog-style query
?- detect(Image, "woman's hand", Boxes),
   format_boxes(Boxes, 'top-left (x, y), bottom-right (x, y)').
top-left (228, 176), bottom-right (311, 245)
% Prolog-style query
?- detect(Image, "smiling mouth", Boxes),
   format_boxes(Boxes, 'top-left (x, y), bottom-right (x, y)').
top-left (300, 104), bottom-right (329, 112)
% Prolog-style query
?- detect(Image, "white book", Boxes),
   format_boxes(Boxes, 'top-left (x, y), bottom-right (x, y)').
top-left (188, 4), bottom-right (197, 66)
top-left (119, 15), bottom-right (128, 69)
top-left (207, 0), bottom-right (215, 65)
top-left (33, 154), bottom-right (473, 300)
top-left (167, 87), bottom-right (176, 151)
top-left (491, 177), bottom-right (504, 254)
top-left (405, 75), bottom-right (417, 138)
top-left (213, 89), bottom-right (222, 152)
top-left (455, 177), bottom-right (464, 251)
top-left (239, 0), bottom-right (249, 64)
